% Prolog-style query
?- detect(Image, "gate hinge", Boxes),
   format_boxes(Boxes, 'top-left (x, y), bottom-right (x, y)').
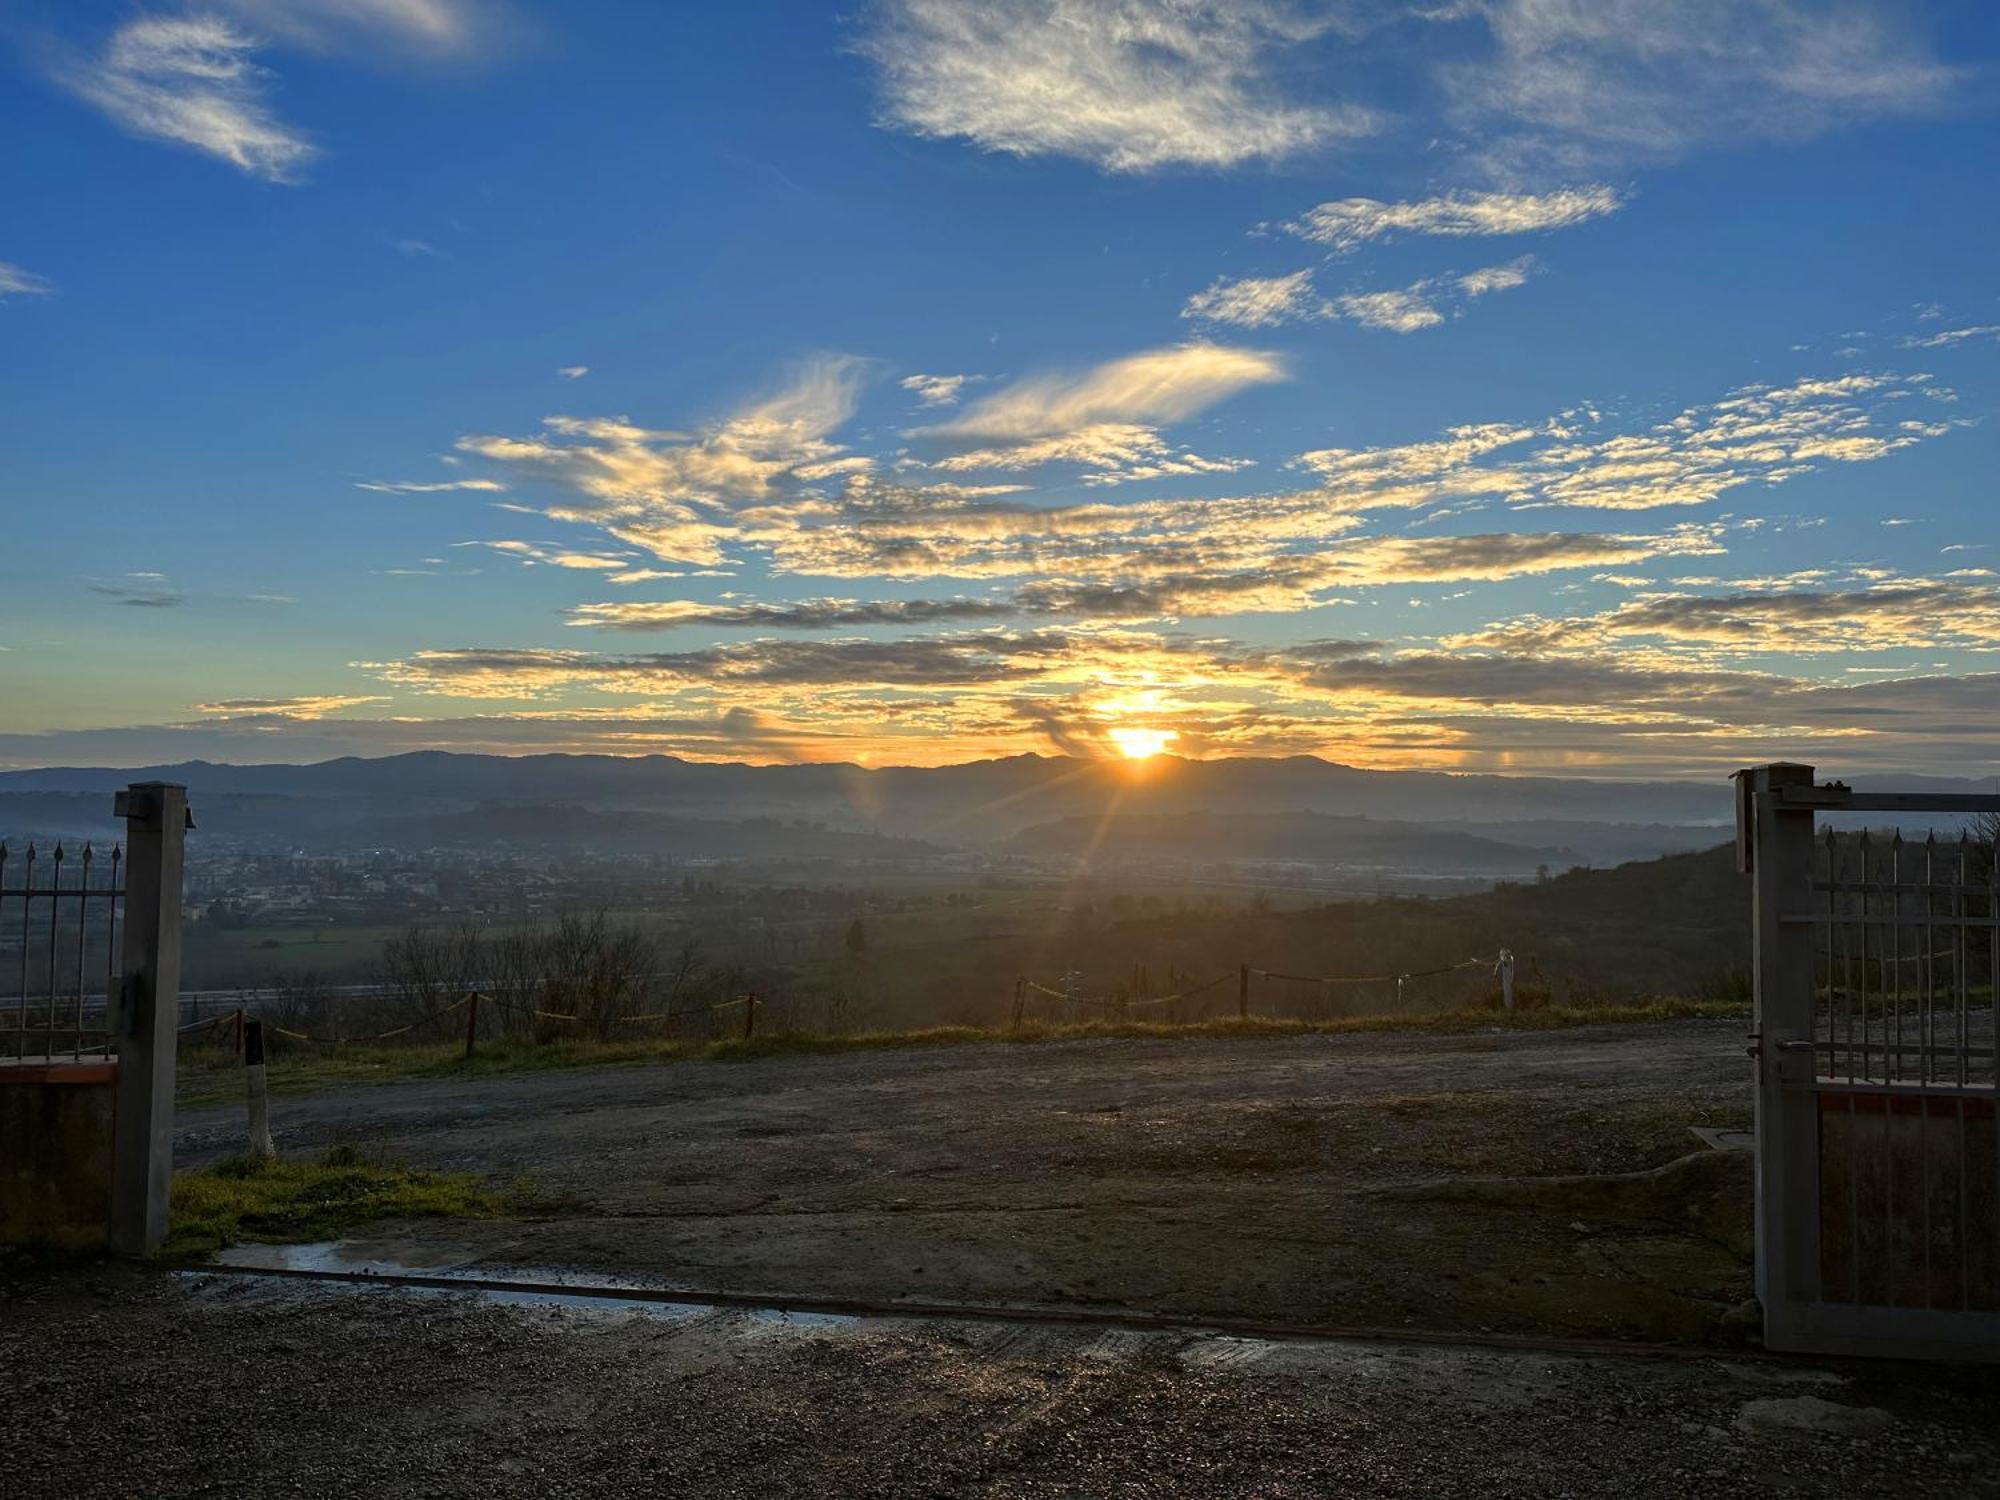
top-left (117, 973), bottom-right (150, 1035)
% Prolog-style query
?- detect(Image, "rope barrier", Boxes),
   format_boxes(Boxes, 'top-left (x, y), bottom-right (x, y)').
top-left (180, 945), bottom-right (1513, 1055)
top-left (1018, 954), bottom-right (1503, 1014)
top-left (1250, 954), bottom-right (1499, 987)
top-left (484, 991), bottom-right (754, 1027)
top-left (1020, 970), bottom-right (1237, 1012)
top-left (266, 993), bottom-right (469, 1046)
top-left (1108, 972), bottom-right (1237, 1009)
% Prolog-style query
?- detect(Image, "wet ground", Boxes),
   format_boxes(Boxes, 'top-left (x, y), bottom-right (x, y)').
top-left (4, 1265), bottom-right (1996, 1499)
top-left (177, 1021), bottom-right (1758, 1342)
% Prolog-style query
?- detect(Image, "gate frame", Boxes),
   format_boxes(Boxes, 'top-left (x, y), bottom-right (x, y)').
top-left (1737, 762), bottom-right (2000, 1360)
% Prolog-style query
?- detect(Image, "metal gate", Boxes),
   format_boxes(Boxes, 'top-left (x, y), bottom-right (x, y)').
top-left (1739, 763), bottom-right (2000, 1359)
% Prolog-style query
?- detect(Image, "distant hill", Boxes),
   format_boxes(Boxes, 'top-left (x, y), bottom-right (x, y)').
top-left (0, 749), bottom-right (1736, 847)
top-left (1007, 811), bottom-right (1569, 872)
top-left (0, 791), bottom-right (940, 862)
top-left (362, 804), bottom-right (943, 860)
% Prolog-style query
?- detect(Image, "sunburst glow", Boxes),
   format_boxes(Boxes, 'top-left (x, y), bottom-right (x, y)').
top-left (1108, 725), bottom-right (1178, 761)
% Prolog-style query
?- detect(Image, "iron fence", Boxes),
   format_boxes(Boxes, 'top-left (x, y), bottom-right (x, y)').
top-left (0, 839), bottom-right (124, 1061)
top-left (1815, 829), bottom-right (1998, 1090)
top-left (1812, 827), bottom-right (1998, 1315)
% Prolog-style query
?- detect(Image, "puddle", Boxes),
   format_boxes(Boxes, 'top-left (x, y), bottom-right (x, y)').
top-left (1687, 1126), bottom-right (1754, 1153)
top-left (191, 1243), bottom-right (863, 1329)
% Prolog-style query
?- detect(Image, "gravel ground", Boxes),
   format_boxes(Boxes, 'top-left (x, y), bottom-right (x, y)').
top-left (4, 1266), bottom-right (1996, 1499)
top-left (176, 1020), bottom-right (1758, 1342)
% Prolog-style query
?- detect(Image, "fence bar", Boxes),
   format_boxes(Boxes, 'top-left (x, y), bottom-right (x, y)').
top-left (72, 845), bottom-right (91, 1061)
top-left (45, 844), bottom-right (61, 1061)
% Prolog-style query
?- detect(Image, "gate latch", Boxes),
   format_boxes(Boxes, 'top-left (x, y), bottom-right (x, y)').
top-left (1750, 1030), bottom-right (1816, 1085)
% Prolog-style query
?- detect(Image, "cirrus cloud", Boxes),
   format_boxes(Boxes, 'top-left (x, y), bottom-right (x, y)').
top-left (61, 15), bottom-right (317, 182)
top-left (857, 0), bottom-right (1379, 172)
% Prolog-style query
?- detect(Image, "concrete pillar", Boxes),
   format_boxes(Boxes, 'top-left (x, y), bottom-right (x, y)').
top-left (110, 782), bottom-right (190, 1256)
top-left (1736, 763), bottom-right (1819, 1347)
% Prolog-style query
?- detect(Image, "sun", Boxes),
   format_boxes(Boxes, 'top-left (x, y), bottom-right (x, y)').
top-left (1108, 725), bottom-right (1178, 761)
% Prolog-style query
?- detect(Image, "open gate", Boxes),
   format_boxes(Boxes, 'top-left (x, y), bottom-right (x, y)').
top-left (1739, 763), bottom-right (2000, 1359)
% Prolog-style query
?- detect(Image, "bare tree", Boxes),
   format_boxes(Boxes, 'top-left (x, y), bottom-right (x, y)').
top-left (377, 920), bottom-right (485, 1038)
top-left (540, 909), bottom-right (657, 1040)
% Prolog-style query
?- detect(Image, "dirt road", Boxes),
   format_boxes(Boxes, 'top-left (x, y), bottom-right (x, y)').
top-left (6, 1267), bottom-right (1997, 1500)
top-left (177, 1020), bottom-right (1758, 1342)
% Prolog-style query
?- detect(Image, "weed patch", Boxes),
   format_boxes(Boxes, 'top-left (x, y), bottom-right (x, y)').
top-left (168, 1146), bottom-right (499, 1257)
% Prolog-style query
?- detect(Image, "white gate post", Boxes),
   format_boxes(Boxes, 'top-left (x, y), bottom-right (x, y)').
top-left (1498, 949), bottom-right (1515, 1010)
top-left (109, 781), bottom-right (190, 1256)
top-left (1737, 763), bottom-right (1819, 1347)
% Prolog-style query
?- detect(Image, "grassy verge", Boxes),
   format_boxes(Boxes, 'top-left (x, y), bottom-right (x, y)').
top-left (176, 998), bottom-right (1747, 1105)
top-left (167, 1145), bottom-right (501, 1258)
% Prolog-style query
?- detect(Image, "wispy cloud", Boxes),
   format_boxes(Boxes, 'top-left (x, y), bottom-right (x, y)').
top-left (900, 372), bottom-right (976, 407)
top-left (90, 578), bottom-right (186, 608)
top-left (924, 340), bottom-right (1281, 461)
top-left (363, 632), bottom-right (1095, 697)
top-left (466, 540), bottom-right (632, 570)
top-left (857, 0), bottom-right (1377, 172)
top-left (1452, 577), bottom-right (2000, 657)
top-left (914, 342), bottom-right (1280, 481)
top-left (62, 16), bottom-right (318, 182)
top-left (207, 0), bottom-right (480, 55)
top-left (558, 365), bottom-right (590, 380)
top-left (1297, 371), bottom-right (1959, 511)
top-left (1447, 0), bottom-right (1962, 171)
top-left (426, 348), bottom-right (1965, 618)
top-left (456, 354), bottom-right (871, 563)
top-left (570, 524), bottom-right (1720, 629)
top-left (1456, 257), bottom-right (1536, 297)
top-left (1330, 257), bottom-right (1538, 332)
top-left (1901, 325), bottom-right (2000, 350)
top-left (1334, 286), bottom-right (1445, 334)
top-left (1182, 269), bottom-right (1329, 329)
top-left (195, 693), bottom-right (388, 718)
top-left (1283, 186), bottom-right (1625, 250)
top-left (356, 478), bottom-right (509, 494)
top-left (568, 597), bottom-right (1018, 631)
top-left (0, 262), bottom-right (55, 298)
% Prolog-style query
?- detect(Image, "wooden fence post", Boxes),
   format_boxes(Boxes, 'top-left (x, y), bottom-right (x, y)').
top-left (1238, 963), bottom-right (1249, 1020)
top-left (743, 993), bottom-right (757, 1039)
top-left (1499, 949), bottom-right (1516, 1011)
top-left (464, 991), bottom-right (480, 1060)
top-left (1011, 978), bottom-right (1025, 1031)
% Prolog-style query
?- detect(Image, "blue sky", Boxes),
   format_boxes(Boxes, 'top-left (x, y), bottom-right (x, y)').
top-left (3, 0), bottom-right (1998, 776)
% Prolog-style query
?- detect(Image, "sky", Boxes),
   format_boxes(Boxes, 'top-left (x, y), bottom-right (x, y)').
top-left (2, 0), bottom-right (1998, 778)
